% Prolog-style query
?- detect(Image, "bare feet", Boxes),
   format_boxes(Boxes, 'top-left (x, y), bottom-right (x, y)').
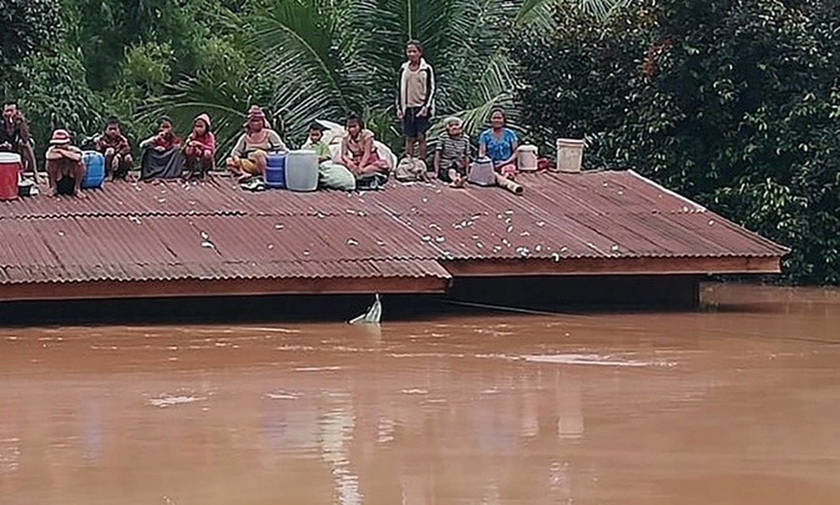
top-left (73, 191), bottom-right (87, 199)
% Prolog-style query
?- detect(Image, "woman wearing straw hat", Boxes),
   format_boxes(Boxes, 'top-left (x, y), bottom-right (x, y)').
top-left (44, 129), bottom-right (86, 198)
top-left (226, 105), bottom-right (287, 182)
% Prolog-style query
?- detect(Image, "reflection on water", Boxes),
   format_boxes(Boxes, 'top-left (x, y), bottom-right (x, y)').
top-left (1, 284), bottom-right (840, 504)
top-left (319, 399), bottom-right (361, 505)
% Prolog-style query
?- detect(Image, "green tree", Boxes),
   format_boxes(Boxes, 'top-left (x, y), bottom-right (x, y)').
top-left (14, 47), bottom-right (103, 149)
top-left (145, 0), bottom-right (623, 155)
top-left (514, 0), bottom-right (840, 284)
top-left (0, 0), bottom-right (63, 91)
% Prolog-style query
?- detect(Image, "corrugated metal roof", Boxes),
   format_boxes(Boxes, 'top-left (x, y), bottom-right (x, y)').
top-left (0, 171), bottom-right (788, 286)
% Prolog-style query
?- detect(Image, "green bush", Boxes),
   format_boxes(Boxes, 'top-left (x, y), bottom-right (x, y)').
top-left (0, 0), bottom-right (63, 90)
top-left (14, 48), bottom-right (103, 152)
top-left (514, 0), bottom-right (840, 284)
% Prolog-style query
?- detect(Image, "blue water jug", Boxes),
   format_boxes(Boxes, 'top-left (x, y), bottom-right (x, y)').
top-left (82, 151), bottom-right (105, 189)
top-left (265, 152), bottom-right (287, 189)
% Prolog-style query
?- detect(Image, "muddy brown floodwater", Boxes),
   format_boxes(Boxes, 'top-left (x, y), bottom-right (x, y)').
top-left (1, 283), bottom-right (840, 505)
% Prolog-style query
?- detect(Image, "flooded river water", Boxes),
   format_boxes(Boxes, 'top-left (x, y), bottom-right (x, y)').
top-left (1, 284), bottom-right (839, 505)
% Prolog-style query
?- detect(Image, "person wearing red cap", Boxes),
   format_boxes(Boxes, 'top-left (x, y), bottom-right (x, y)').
top-left (226, 106), bottom-right (287, 181)
top-left (184, 113), bottom-right (216, 179)
top-left (44, 129), bottom-right (86, 198)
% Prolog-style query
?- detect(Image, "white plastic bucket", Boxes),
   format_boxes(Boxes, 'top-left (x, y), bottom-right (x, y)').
top-left (468, 157), bottom-right (496, 186)
top-left (285, 150), bottom-right (319, 192)
top-left (556, 138), bottom-right (584, 173)
top-left (517, 145), bottom-right (538, 171)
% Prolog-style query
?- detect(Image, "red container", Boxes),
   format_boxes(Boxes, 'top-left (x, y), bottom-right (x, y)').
top-left (0, 153), bottom-right (21, 200)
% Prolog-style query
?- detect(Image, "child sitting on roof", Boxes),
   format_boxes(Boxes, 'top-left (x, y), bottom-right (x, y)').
top-left (341, 113), bottom-right (388, 189)
top-left (95, 117), bottom-right (133, 180)
top-left (434, 116), bottom-right (470, 188)
top-left (45, 129), bottom-right (86, 199)
top-left (139, 116), bottom-right (185, 180)
top-left (183, 114), bottom-right (216, 179)
top-left (302, 122), bottom-right (355, 192)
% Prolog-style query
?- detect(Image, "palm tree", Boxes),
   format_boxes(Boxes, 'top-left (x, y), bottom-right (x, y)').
top-left (143, 0), bottom-right (626, 158)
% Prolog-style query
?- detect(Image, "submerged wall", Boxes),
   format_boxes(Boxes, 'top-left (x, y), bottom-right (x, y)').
top-left (0, 275), bottom-right (702, 325)
top-left (448, 275), bottom-right (702, 311)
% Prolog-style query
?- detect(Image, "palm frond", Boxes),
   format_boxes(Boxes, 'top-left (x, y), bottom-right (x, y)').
top-left (247, 0), bottom-right (356, 112)
top-left (515, 0), bottom-right (630, 29)
top-left (139, 74), bottom-right (254, 160)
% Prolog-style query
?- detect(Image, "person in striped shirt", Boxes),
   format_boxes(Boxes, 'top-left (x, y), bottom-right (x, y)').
top-left (434, 116), bottom-right (470, 188)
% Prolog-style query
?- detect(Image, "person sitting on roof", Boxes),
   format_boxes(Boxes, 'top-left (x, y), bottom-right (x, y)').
top-left (139, 116), bottom-right (185, 180)
top-left (302, 122), bottom-right (355, 192)
top-left (45, 129), bottom-right (86, 199)
top-left (1, 101), bottom-right (39, 179)
top-left (479, 107), bottom-right (519, 180)
top-left (226, 106), bottom-right (287, 182)
top-left (183, 113), bottom-right (216, 179)
top-left (434, 116), bottom-right (471, 188)
top-left (95, 116), bottom-right (133, 180)
top-left (341, 113), bottom-right (388, 189)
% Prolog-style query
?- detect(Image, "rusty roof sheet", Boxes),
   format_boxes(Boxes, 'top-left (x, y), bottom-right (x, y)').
top-left (0, 171), bottom-right (788, 286)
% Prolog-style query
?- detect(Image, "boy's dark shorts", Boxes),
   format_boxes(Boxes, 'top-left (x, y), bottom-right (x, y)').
top-left (56, 176), bottom-right (76, 195)
top-left (402, 107), bottom-right (430, 138)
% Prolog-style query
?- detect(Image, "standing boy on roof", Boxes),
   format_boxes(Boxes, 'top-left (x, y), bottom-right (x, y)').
top-left (396, 40), bottom-right (435, 163)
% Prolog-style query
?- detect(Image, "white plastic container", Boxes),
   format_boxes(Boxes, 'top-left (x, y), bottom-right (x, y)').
top-left (468, 157), bottom-right (496, 186)
top-left (285, 150), bottom-right (319, 192)
top-left (517, 145), bottom-right (538, 171)
top-left (556, 138), bottom-right (584, 173)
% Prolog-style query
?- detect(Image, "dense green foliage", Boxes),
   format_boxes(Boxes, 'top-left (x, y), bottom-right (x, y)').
top-left (514, 0), bottom-right (840, 284)
top-left (4, 0), bottom-right (604, 154)
top-left (2, 0), bottom-right (836, 283)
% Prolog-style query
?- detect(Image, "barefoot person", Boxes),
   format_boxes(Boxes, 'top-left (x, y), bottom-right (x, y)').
top-left (434, 116), bottom-right (470, 187)
top-left (341, 113), bottom-right (388, 187)
top-left (45, 129), bottom-right (86, 198)
top-left (226, 106), bottom-right (287, 181)
top-left (184, 113), bottom-right (216, 179)
top-left (396, 40), bottom-right (435, 161)
top-left (479, 108), bottom-right (519, 180)
top-left (95, 117), bottom-right (133, 179)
